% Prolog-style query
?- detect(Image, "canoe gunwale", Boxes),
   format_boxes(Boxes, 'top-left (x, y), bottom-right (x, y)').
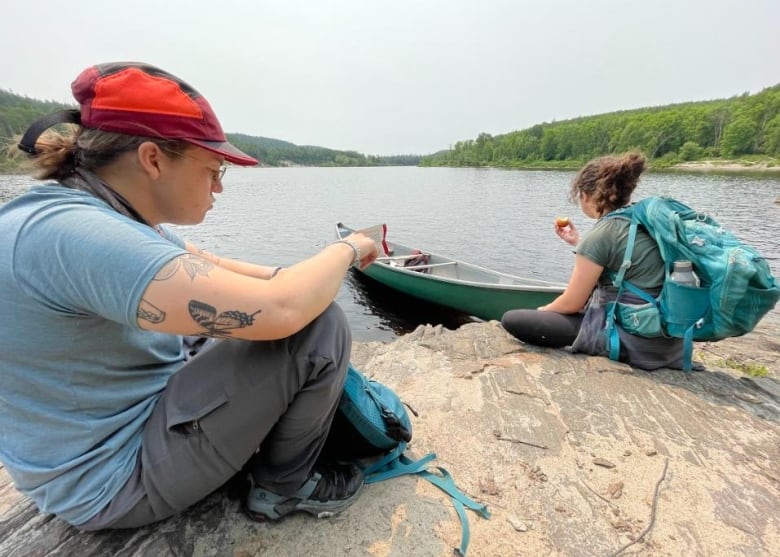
top-left (336, 222), bottom-right (567, 292)
top-left (365, 263), bottom-right (565, 292)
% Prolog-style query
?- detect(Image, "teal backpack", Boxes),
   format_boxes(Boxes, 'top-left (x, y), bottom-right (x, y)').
top-left (603, 196), bottom-right (780, 372)
top-left (322, 364), bottom-right (490, 556)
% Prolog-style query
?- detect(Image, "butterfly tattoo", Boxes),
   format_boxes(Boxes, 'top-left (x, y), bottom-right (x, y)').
top-left (188, 300), bottom-right (262, 337)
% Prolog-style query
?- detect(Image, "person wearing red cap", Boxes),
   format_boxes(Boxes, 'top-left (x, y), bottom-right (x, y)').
top-left (0, 62), bottom-right (379, 529)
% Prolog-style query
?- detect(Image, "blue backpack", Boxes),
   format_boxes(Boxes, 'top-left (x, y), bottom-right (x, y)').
top-left (322, 364), bottom-right (490, 556)
top-left (603, 196), bottom-right (780, 371)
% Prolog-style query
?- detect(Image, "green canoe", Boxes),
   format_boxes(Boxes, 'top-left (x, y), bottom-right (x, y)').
top-left (336, 222), bottom-right (566, 322)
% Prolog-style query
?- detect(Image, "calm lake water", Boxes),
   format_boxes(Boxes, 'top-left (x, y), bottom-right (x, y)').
top-left (2, 167), bottom-right (779, 341)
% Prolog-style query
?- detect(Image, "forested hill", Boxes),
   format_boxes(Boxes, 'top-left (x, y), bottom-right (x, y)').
top-left (421, 84), bottom-right (780, 169)
top-left (0, 90), bottom-right (421, 170)
top-left (224, 133), bottom-right (421, 167)
top-left (4, 85), bottom-right (779, 172)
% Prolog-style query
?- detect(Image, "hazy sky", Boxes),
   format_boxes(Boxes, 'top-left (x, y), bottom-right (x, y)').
top-left (2, 0), bottom-right (778, 155)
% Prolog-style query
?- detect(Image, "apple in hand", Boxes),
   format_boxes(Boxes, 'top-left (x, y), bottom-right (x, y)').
top-left (555, 216), bottom-right (570, 228)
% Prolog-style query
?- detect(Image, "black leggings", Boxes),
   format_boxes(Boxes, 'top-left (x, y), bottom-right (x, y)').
top-left (501, 309), bottom-right (583, 348)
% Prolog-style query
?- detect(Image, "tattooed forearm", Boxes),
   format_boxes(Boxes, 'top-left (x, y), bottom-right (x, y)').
top-left (138, 299), bottom-right (166, 323)
top-left (194, 247), bottom-right (222, 267)
top-left (188, 300), bottom-right (262, 337)
top-left (154, 254), bottom-right (215, 282)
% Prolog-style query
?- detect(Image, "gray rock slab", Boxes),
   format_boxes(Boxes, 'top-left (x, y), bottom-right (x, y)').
top-left (2, 319), bottom-right (778, 557)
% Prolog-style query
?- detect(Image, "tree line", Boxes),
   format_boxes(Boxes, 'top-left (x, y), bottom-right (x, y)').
top-left (3, 84), bottom-right (779, 172)
top-left (226, 133), bottom-right (421, 167)
top-left (420, 84), bottom-right (780, 168)
top-left (0, 90), bottom-right (421, 171)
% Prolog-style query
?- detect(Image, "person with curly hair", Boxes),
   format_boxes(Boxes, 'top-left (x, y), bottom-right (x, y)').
top-left (502, 152), bottom-right (689, 370)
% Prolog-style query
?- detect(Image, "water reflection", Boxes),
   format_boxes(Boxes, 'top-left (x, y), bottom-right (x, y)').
top-left (344, 271), bottom-right (476, 337)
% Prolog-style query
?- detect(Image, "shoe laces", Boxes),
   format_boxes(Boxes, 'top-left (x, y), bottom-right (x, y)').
top-left (310, 463), bottom-right (363, 502)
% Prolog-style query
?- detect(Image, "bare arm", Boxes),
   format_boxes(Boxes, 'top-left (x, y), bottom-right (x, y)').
top-left (539, 254), bottom-right (603, 314)
top-left (185, 242), bottom-right (280, 279)
top-left (138, 234), bottom-right (378, 340)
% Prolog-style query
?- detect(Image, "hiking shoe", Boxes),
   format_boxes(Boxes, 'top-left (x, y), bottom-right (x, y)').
top-left (246, 462), bottom-right (364, 521)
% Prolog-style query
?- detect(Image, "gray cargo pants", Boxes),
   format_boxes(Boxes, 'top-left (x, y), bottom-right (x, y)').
top-left (80, 303), bottom-right (351, 530)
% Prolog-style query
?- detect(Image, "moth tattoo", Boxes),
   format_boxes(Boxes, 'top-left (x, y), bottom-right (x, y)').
top-left (188, 300), bottom-right (262, 337)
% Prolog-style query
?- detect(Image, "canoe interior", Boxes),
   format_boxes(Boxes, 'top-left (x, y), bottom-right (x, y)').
top-left (336, 223), bottom-right (566, 321)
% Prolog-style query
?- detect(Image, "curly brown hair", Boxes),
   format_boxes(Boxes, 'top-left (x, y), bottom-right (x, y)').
top-left (568, 151), bottom-right (647, 216)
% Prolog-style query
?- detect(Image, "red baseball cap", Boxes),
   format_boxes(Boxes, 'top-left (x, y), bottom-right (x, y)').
top-left (71, 62), bottom-right (257, 166)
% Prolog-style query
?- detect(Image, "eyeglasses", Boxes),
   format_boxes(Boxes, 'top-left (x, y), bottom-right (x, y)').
top-left (159, 146), bottom-right (227, 182)
top-left (211, 165), bottom-right (228, 182)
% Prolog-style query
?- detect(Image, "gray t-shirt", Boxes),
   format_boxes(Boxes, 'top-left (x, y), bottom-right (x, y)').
top-left (0, 185), bottom-right (187, 525)
top-left (576, 217), bottom-right (665, 292)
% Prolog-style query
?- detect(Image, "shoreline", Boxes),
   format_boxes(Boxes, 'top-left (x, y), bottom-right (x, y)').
top-left (3, 158), bottom-right (780, 175)
top-left (665, 160), bottom-right (780, 173)
top-left (421, 159), bottom-right (780, 174)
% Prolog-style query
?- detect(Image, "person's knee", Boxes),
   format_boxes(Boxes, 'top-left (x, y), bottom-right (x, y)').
top-left (319, 302), bottom-right (349, 332)
top-left (305, 303), bottom-right (352, 366)
top-left (500, 312), bottom-right (514, 331)
top-left (501, 309), bottom-right (533, 336)
top-left (313, 302), bottom-right (350, 345)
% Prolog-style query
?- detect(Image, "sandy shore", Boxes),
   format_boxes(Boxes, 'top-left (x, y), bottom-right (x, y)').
top-left (669, 160), bottom-right (780, 173)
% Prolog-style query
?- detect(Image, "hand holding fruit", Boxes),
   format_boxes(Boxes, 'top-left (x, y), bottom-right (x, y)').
top-left (554, 216), bottom-right (579, 246)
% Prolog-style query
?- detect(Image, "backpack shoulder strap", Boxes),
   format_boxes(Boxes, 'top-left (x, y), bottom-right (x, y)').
top-left (363, 447), bottom-right (434, 480)
top-left (418, 463), bottom-right (491, 557)
top-left (613, 213), bottom-right (640, 288)
top-left (603, 206), bottom-right (642, 361)
top-left (365, 451), bottom-right (490, 556)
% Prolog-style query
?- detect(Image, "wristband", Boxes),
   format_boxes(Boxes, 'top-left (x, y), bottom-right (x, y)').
top-left (270, 266), bottom-right (283, 278)
top-left (332, 240), bottom-right (361, 267)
